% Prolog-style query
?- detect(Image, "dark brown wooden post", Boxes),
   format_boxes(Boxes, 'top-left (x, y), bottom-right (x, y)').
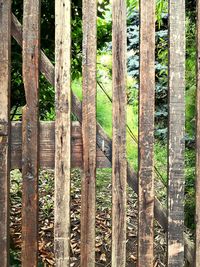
top-left (168, 0), bottom-right (185, 266)
top-left (196, 0), bottom-right (200, 266)
top-left (21, 0), bottom-right (40, 266)
top-left (138, 0), bottom-right (155, 266)
top-left (0, 1), bottom-right (11, 266)
top-left (54, 0), bottom-right (72, 266)
top-left (112, 0), bottom-right (127, 266)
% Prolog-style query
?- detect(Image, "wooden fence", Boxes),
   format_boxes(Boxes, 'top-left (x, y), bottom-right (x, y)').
top-left (0, 0), bottom-right (199, 266)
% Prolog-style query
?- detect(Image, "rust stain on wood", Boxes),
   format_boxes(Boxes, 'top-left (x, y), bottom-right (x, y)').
top-left (21, 0), bottom-right (40, 266)
top-left (168, 0), bottom-right (185, 266)
top-left (112, 0), bottom-right (127, 266)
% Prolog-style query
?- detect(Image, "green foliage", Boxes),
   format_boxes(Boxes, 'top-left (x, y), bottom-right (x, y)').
top-left (156, 0), bottom-right (168, 28)
top-left (185, 17), bottom-right (196, 139)
top-left (126, 0), bottom-right (197, 143)
top-left (126, 7), bottom-right (169, 140)
top-left (11, 0), bottom-right (112, 119)
top-left (10, 249), bottom-right (21, 267)
top-left (185, 149), bottom-right (196, 230)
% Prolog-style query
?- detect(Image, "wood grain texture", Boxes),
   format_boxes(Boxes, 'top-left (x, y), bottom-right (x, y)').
top-left (112, 0), bottom-right (127, 266)
top-left (168, 0), bottom-right (185, 266)
top-left (196, 1), bottom-right (200, 265)
top-left (80, 0), bottom-right (97, 266)
top-left (54, 1), bottom-right (71, 265)
top-left (10, 16), bottom-right (195, 265)
top-left (21, 0), bottom-right (40, 266)
top-left (138, 1), bottom-right (155, 266)
top-left (10, 122), bottom-right (110, 169)
top-left (0, 1), bottom-right (11, 266)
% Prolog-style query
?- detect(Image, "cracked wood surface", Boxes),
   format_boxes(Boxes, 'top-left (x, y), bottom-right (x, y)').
top-left (21, 1), bottom-right (40, 266)
top-left (0, 1), bottom-right (11, 266)
top-left (138, 0), bottom-right (155, 266)
top-left (80, 0), bottom-right (97, 266)
top-left (54, 0), bottom-right (71, 266)
top-left (112, 0), bottom-right (127, 266)
top-left (168, 0), bottom-right (185, 266)
top-left (11, 14), bottom-right (195, 266)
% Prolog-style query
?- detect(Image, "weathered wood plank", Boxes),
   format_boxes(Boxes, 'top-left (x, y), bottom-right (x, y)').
top-left (54, 1), bottom-right (71, 265)
top-left (112, 0), bottom-right (127, 266)
top-left (10, 122), bottom-right (110, 169)
top-left (138, 0), bottom-right (155, 266)
top-left (21, 0), bottom-right (40, 266)
top-left (11, 15), bottom-right (195, 266)
top-left (0, 1), bottom-right (11, 266)
top-left (196, 1), bottom-right (200, 265)
top-left (80, 0), bottom-right (97, 266)
top-left (168, 0), bottom-right (185, 266)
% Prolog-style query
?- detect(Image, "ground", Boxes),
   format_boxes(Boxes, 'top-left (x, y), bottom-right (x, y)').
top-left (10, 168), bottom-right (167, 266)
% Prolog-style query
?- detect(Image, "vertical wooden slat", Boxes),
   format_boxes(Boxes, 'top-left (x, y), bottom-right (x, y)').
top-left (0, 1), bottom-right (11, 266)
top-left (21, 0), bottom-right (40, 266)
top-left (195, 1), bottom-right (200, 266)
top-left (112, 0), bottom-right (127, 266)
top-left (138, 0), bottom-right (155, 266)
top-left (168, 0), bottom-right (185, 266)
top-left (80, 0), bottom-right (97, 266)
top-left (54, 0), bottom-right (71, 266)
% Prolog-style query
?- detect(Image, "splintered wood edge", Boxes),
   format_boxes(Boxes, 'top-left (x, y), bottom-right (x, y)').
top-left (10, 121), bottom-right (111, 169)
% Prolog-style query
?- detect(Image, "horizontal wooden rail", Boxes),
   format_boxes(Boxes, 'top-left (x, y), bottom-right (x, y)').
top-left (10, 122), bottom-right (110, 169)
top-left (10, 14), bottom-right (195, 266)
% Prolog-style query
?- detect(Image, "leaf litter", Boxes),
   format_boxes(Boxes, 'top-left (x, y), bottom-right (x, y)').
top-left (10, 169), bottom-right (167, 266)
